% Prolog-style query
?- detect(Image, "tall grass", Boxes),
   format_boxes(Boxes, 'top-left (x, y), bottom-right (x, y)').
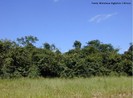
top-left (0, 77), bottom-right (132, 98)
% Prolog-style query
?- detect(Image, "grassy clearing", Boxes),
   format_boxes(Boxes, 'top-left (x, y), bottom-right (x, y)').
top-left (0, 77), bottom-right (132, 98)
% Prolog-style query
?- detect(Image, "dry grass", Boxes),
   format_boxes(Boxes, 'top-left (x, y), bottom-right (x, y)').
top-left (0, 77), bottom-right (132, 98)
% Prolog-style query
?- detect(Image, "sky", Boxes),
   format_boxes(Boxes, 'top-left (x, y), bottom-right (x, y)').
top-left (0, 0), bottom-right (132, 53)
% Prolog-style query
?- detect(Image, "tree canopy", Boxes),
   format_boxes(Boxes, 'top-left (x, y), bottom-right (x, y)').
top-left (0, 36), bottom-right (132, 78)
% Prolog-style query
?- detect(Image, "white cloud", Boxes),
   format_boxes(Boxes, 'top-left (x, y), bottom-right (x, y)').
top-left (89, 13), bottom-right (117, 23)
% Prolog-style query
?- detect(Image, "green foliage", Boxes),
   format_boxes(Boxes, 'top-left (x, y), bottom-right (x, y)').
top-left (43, 42), bottom-right (51, 50)
top-left (73, 40), bottom-right (82, 49)
top-left (28, 64), bottom-right (40, 78)
top-left (17, 35), bottom-right (38, 46)
top-left (0, 36), bottom-right (132, 78)
top-left (121, 44), bottom-right (133, 76)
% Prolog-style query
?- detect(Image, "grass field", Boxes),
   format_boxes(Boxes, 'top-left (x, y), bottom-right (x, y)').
top-left (0, 77), bottom-right (132, 98)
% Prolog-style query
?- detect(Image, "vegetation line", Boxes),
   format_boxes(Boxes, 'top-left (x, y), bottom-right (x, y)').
top-left (0, 35), bottom-right (132, 78)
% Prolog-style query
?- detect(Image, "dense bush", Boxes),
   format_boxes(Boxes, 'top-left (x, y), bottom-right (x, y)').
top-left (0, 36), bottom-right (132, 78)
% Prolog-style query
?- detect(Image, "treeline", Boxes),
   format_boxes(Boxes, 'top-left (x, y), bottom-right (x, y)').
top-left (0, 35), bottom-right (132, 78)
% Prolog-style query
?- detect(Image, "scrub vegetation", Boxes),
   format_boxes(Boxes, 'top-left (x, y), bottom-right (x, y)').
top-left (0, 35), bottom-right (132, 78)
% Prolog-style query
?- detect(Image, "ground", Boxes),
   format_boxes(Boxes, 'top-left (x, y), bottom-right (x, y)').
top-left (0, 77), bottom-right (132, 98)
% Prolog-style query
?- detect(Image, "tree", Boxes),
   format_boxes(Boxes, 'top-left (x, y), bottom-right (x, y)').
top-left (99, 44), bottom-right (116, 52)
top-left (87, 40), bottom-right (101, 48)
top-left (121, 44), bottom-right (133, 76)
top-left (0, 40), bottom-right (18, 78)
top-left (0, 36), bottom-right (132, 78)
top-left (43, 43), bottom-right (51, 50)
top-left (73, 40), bottom-right (82, 49)
top-left (17, 35), bottom-right (38, 46)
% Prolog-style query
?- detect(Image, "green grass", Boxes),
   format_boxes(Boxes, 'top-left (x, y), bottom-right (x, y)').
top-left (0, 77), bottom-right (132, 98)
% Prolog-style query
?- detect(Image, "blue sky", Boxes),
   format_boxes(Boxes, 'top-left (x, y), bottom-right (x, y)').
top-left (0, 0), bottom-right (132, 53)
